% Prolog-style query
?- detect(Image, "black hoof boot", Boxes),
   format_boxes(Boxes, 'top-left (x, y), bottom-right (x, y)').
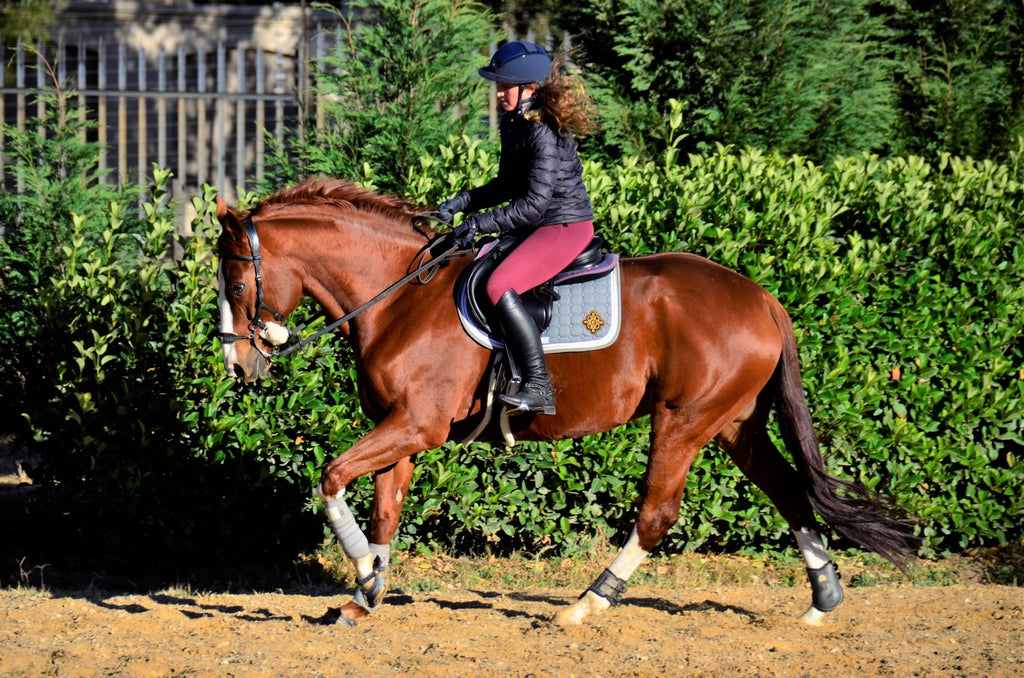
top-left (807, 562), bottom-right (844, 612)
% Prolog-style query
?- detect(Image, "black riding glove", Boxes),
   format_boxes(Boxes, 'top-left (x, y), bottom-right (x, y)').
top-left (451, 219), bottom-right (479, 249)
top-left (438, 192), bottom-right (471, 223)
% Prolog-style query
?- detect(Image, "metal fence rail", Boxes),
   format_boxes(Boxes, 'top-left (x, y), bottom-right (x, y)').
top-left (1, 36), bottom-right (304, 213)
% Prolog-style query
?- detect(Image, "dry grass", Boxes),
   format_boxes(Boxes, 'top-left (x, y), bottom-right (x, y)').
top-left (304, 541), bottom-right (1023, 595)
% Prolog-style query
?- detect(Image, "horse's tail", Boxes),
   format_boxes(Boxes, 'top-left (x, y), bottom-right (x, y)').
top-left (768, 297), bottom-right (921, 568)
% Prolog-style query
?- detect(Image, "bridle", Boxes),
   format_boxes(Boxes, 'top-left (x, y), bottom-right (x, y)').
top-left (217, 214), bottom-right (466, 362)
top-left (217, 216), bottom-right (288, 360)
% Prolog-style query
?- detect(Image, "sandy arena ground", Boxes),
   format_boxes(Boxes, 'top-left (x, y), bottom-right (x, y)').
top-left (1, 581), bottom-right (1021, 677)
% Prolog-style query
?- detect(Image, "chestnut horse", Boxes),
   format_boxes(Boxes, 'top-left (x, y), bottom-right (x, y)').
top-left (216, 178), bottom-right (919, 627)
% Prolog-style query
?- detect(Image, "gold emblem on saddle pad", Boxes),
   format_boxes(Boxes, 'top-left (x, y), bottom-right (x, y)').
top-left (582, 310), bottom-right (606, 335)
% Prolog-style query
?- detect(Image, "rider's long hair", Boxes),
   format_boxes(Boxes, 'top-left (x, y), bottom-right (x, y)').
top-left (529, 50), bottom-right (596, 138)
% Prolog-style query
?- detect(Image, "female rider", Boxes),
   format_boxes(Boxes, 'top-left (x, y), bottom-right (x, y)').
top-left (439, 40), bottom-right (595, 416)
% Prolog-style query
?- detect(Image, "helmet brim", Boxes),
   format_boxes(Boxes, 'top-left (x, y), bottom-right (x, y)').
top-left (478, 67), bottom-right (534, 85)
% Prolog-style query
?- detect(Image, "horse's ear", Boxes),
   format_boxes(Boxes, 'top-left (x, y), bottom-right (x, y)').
top-left (215, 197), bottom-right (243, 239)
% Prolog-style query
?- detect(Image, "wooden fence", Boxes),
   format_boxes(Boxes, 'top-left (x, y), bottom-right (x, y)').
top-left (0, 35), bottom-right (328, 223)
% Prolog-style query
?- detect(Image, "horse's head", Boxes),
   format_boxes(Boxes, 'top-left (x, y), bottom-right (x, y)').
top-left (215, 198), bottom-right (301, 382)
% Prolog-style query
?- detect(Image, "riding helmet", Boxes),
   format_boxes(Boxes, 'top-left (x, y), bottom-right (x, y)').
top-left (479, 40), bottom-right (551, 84)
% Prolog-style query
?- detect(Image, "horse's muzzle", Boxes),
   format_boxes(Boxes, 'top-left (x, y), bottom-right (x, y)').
top-left (222, 337), bottom-right (272, 383)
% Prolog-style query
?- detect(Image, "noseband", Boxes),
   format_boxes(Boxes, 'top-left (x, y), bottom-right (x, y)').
top-left (217, 216), bottom-right (289, 360)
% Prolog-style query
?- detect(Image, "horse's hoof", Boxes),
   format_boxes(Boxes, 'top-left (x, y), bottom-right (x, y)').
top-left (313, 606), bottom-right (362, 626)
top-left (552, 607), bottom-right (585, 626)
top-left (334, 610), bottom-right (358, 626)
top-left (799, 605), bottom-right (827, 626)
top-left (552, 592), bottom-right (607, 627)
top-left (340, 600), bottom-right (372, 622)
top-left (557, 590), bottom-right (612, 627)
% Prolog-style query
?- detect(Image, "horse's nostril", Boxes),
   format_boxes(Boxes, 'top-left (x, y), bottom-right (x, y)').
top-left (232, 364), bottom-right (247, 380)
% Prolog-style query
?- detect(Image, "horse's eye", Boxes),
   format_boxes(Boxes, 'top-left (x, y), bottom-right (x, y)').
top-left (230, 284), bottom-right (245, 296)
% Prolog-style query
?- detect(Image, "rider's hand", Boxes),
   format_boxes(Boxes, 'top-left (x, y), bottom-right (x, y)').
top-left (438, 192), bottom-right (470, 224)
top-left (452, 218), bottom-right (479, 249)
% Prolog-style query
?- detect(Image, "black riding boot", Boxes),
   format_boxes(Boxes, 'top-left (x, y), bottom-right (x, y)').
top-left (494, 290), bottom-right (556, 415)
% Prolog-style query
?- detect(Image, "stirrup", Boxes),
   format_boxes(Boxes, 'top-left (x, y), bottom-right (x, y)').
top-left (498, 381), bottom-right (556, 415)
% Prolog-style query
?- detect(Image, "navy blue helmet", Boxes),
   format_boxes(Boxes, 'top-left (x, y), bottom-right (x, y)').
top-left (479, 40), bottom-right (551, 84)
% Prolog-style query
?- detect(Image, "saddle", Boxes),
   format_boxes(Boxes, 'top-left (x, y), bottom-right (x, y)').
top-left (455, 234), bottom-right (621, 353)
top-left (454, 234), bottom-right (622, 445)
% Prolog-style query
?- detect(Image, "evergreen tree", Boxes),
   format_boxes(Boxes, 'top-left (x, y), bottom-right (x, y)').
top-left (729, 0), bottom-right (898, 158)
top-left (560, 0), bottom-right (899, 162)
top-left (889, 0), bottom-right (1024, 159)
top-left (264, 0), bottom-right (495, 194)
top-left (0, 0), bottom-right (56, 45)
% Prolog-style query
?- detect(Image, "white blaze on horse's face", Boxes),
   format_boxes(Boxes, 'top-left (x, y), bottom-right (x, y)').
top-left (218, 266), bottom-right (241, 374)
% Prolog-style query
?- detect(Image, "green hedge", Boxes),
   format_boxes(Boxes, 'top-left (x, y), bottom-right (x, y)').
top-left (6, 131), bottom-right (1022, 561)
top-left (405, 126), bottom-right (1023, 557)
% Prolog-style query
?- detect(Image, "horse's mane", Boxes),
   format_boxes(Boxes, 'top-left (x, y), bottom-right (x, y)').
top-left (250, 177), bottom-right (427, 224)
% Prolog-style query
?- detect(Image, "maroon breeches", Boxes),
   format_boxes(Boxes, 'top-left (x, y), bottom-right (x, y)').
top-left (486, 221), bottom-right (595, 305)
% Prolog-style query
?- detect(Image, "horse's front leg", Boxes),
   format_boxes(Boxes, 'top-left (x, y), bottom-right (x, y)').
top-left (331, 457), bottom-right (416, 624)
top-left (316, 416), bottom-right (440, 625)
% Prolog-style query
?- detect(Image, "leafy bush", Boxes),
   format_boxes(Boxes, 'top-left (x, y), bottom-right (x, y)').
top-left (5, 106), bottom-right (1021, 568)
top-left (0, 75), bottom-right (138, 444)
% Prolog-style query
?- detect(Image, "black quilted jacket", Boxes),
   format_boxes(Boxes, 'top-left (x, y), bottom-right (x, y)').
top-left (465, 106), bottom-right (593, 233)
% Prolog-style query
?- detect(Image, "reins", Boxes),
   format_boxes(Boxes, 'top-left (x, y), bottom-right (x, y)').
top-left (219, 214), bottom-right (468, 360)
top-left (276, 234), bottom-right (466, 357)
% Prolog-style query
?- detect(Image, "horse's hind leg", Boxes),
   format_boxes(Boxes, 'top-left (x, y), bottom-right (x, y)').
top-left (553, 405), bottom-right (707, 626)
top-left (715, 411), bottom-right (843, 625)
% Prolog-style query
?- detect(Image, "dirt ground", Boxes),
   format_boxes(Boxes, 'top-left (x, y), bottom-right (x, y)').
top-left (1, 581), bottom-right (1021, 677)
top-left (2, 442), bottom-right (1022, 677)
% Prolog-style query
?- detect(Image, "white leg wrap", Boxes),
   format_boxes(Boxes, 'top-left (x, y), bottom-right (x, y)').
top-left (318, 486), bottom-right (370, 562)
top-left (607, 528), bottom-right (649, 581)
top-left (794, 527), bottom-right (830, 569)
